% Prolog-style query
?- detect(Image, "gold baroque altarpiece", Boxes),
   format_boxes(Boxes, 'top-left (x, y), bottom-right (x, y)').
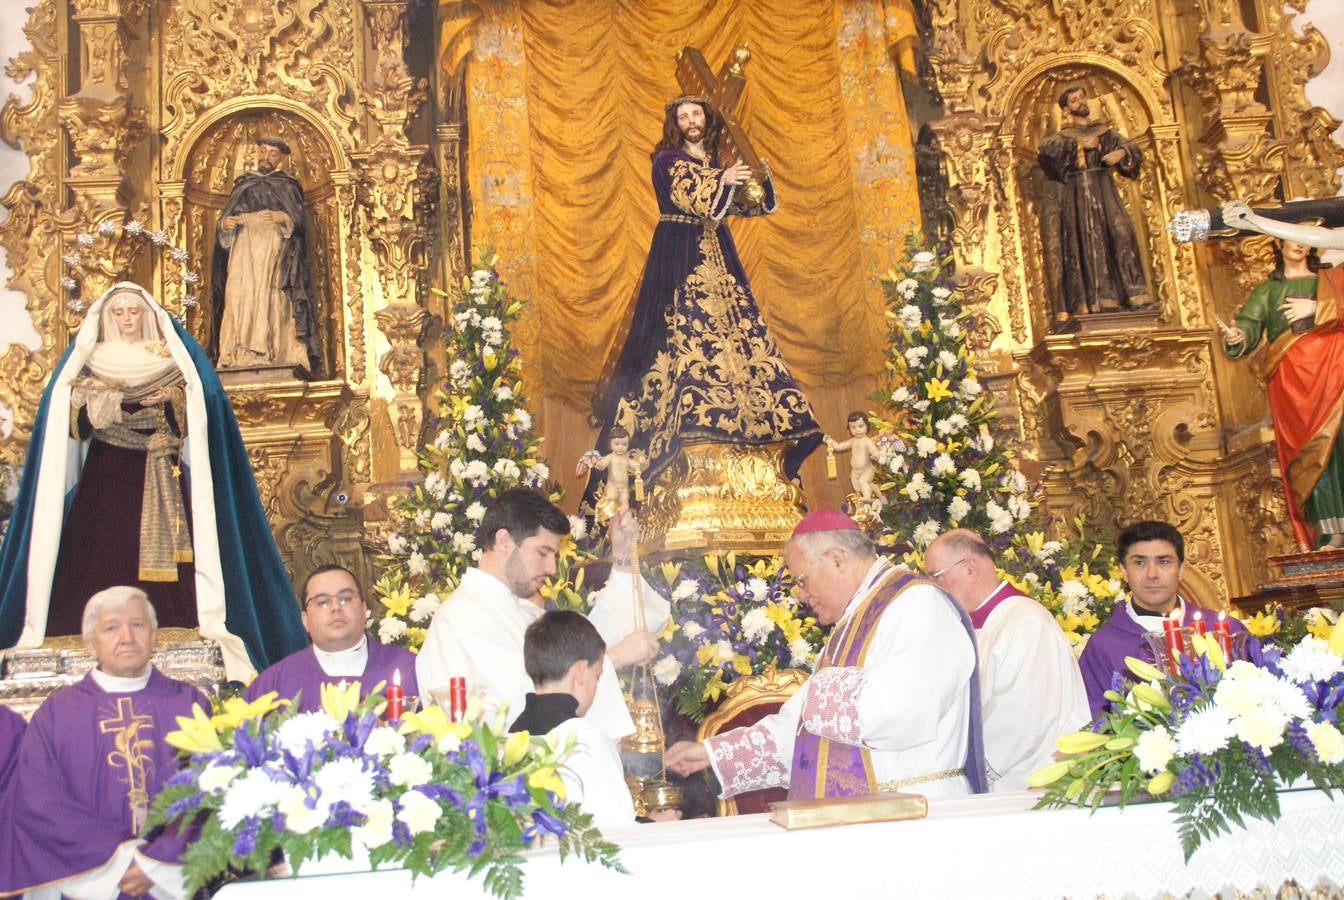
top-left (1, 0), bottom-right (1341, 604)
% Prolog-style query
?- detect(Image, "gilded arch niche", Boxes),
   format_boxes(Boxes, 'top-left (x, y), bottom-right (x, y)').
top-left (170, 107), bottom-right (354, 378)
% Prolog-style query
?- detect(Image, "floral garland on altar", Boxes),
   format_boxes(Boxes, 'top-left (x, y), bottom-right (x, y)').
top-left (1031, 619), bottom-right (1344, 859)
top-left (146, 684), bottom-right (623, 897)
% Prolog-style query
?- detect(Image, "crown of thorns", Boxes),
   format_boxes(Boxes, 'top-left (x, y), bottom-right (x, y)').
top-left (664, 94), bottom-right (713, 113)
top-left (57, 219), bottom-right (199, 317)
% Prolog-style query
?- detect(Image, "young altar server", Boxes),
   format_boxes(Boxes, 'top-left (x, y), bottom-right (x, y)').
top-left (510, 610), bottom-right (639, 827)
top-left (0, 587), bottom-right (203, 898)
top-left (923, 529), bottom-right (1089, 790)
top-left (245, 564), bottom-right (419, 711)
top-left (666, 509), bottom-right (989, 800)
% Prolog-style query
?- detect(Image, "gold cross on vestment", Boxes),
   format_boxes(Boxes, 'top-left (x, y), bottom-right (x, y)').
top-left (675, 43), bottom-right (766, 205)
top-left (100, 697), bottom-right (156, 831)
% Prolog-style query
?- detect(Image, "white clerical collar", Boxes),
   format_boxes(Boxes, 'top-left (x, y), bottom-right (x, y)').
top-left (1125, 596), bottom-right (1186, 632)
top-left (91, 665), bottom-right (151, 692)
top-left (974, 580), bottom-right (1010, 614)
top-left (313, 633), bottom-right (369, 677)
top-left (834, 558), bottom-right (892, 628)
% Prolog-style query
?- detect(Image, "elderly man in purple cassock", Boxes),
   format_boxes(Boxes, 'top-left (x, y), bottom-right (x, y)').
top-left (245, 564), bottom-right (418, 711)
top-left (0, 586), bottom-right (204, 898)
top-left (1078, 520), bottom-right (1247, 717)
top-left (666, 510), bottom-right (988, 800)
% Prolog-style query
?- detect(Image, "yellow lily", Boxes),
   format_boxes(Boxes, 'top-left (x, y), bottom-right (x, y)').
top-left (1130, 683), bottom-right (1171, 711)
top-left (1056, 731), bottom-right (1109, 754)
top-left (211, 691), bottom-right (285, 730)
top-left (1190, 632), bottom-right (1226, 671)
top-left (1242, 610), bottom-right (1280, 638)
top-left (501, 730), bottom-right (531, 767)
top-left (1025, 759), bottom-right (1071, 788)
top-left (924, 378), bottom-right (953, 401)
top-left (1124, 657), bottom-right (1165, 684)
top-left (399, 705), bottom-right (453, 740)
top-left (381, 584), bottom-right (414, 619)
top-left (320, 680), bottom-right (363, 722)
top-left (731, 654), bottom-right (753, 675)
top-left (660, 560), bottom-right (681, 585)
top-left (1329, 614), bottom-right (1344, 658)
top-left (1147, 771), bottom-right (1175, 796)
top-left (167, 704), bottom-right (223, 754)
top-left (528, 766), bottom-right (567, 799)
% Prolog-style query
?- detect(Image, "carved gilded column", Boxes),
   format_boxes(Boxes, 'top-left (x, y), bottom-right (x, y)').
top-left (359, 0), bottom-right (434, 479)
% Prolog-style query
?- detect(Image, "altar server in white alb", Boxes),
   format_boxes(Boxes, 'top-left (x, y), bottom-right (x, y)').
top-left (416, 488), bottom-right (668, 739)
top-left (923, 529), bottom-right (1090, 791)
top-left (666, 509), bottom-right (988, 800)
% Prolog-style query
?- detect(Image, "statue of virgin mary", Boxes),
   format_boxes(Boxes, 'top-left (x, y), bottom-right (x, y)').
top-left (0, 282), bottom-right (305, 680)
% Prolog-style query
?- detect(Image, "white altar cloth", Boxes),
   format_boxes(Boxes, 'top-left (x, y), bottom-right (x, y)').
top-left (215, 789), bottom-right (1344, 899)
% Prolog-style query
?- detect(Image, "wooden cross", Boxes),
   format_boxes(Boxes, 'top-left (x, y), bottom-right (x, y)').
top-left (675, 43), bottom-right (766, 203)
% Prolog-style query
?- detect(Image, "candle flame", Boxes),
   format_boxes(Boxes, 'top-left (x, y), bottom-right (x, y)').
top-left (394, 668), bottom-right (402, 686)
top-left (1192, 611), bottom-right (1202, 621)
top-left (1217, 610), bottom-right (1227, 622)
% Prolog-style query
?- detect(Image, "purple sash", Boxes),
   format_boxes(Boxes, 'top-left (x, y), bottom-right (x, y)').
top-left (788, 568), bottom-right (919, 799)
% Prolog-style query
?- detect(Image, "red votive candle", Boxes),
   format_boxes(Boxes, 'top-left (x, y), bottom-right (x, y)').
top-left (1191, 611), bottom-right (1206, 636)
top-left (1214, 611), bottom-right (1233, 656)
top-left (386, 668), bottom-right (405, 721)
top-left (449, 676), bottom-right (467, 722)
top-left (1162, 614), bottom-right (1183, 672)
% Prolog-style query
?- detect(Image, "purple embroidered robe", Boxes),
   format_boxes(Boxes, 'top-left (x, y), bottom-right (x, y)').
top-left (1078, 599), bottom-right (1248, 717)
top-left (0, 668), bottom-right (205, 894)
top-left (788, 568), bottom-right (989, 798)
top-left (244, 636), bottom-right (419, 712)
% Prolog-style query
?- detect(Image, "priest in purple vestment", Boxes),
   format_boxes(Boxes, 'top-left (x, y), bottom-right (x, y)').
top-left (0, 586), bottom-right (204, 898)
top-left (1078, 520), bottom-right (1247, 717)
top-left (666, 510), bottom-right (988, 800)
top-left (0, 703), bottom-right (24, 799)
top-left (924, 529), bottom-right (1089, 790)
top-left (245, 564), bottom-right (418, 711)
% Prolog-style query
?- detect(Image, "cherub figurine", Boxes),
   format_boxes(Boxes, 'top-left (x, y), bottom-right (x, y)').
top-left (825, 411), bottom-right (886, 510)
top-left (576, 425), bottom-right (645, 521)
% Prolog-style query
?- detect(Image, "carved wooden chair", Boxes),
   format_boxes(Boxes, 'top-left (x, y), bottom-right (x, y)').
top-left (696, 665), bottom-right (808, 817)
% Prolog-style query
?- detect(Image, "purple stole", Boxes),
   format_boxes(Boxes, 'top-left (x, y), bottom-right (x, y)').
top-left (788, 567), bottom-right (921, 799)
top-left (970, 582), bottom-right (1027, 629)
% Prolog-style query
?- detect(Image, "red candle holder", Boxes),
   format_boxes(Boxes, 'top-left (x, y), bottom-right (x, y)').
top-left (385, 669), bottom-right (405, 722)
top-left (449, 676), bottom-right (467, 722)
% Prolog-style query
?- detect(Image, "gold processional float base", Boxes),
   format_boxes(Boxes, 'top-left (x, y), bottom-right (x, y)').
top-left (638, 441), bottom-right (806, 556)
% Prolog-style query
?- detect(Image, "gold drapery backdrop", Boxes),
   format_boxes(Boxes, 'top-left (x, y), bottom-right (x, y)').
top-left (449, 0), bottom-right (921, 425)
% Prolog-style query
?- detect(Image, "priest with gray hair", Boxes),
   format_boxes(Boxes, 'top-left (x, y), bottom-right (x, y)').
top-left (666, 509), bottom-right (987, 800)
top-left (0, 586), bottom-right (204, 898)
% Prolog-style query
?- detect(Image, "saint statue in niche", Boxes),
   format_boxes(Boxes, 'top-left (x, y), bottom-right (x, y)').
top-left (210, 135), bottom-right (320, 374)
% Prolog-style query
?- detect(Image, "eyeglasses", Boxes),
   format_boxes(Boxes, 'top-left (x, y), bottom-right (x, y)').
top-left (305, 591), bottom-right (361, 612)
top-left (927, 559), bottom-right (966, 579)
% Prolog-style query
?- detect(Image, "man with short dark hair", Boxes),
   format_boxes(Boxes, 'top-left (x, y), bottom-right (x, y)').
top-left (417, 488), bottom-right (668, 739)
top-left (1078, 520), bottom-right (1247, 716)
top-left (924, 529), bottom-right (1088, 790)
top-left (509, 611), bottom-right (639, 827)
top-left (1, 587), bottom-right (204, 898)
top-left (666, 509), bottom-right (987, 801)
top-left (245, 564), bottom-right (418, 712)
